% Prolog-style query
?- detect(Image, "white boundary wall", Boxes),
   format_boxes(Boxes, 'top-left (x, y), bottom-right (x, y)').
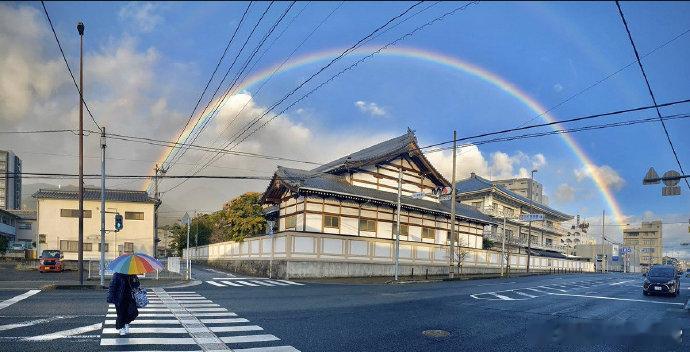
top-left (184, 232), bottom-right (594, 277)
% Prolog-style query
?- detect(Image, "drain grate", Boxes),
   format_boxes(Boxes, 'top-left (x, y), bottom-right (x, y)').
top-left (423, 330), bottom-right (450, 338)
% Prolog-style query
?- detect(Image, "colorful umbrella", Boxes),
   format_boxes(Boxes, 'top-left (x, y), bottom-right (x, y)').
top-left (108, 252), bottom-right (163, 274)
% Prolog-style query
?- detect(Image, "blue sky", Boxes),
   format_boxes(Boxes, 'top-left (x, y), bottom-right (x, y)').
top-left (0, 1), bottom-right (689, 253)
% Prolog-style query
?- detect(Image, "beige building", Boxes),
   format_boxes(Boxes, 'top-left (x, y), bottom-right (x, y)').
top-left (456, 173), bottom-right (573, 257)
top-left (492, 178), bottom-right (548, 205)
top-left (34, 188), bottom-right (156, 260)
top-left (623, 220), bottom-right (663, 266)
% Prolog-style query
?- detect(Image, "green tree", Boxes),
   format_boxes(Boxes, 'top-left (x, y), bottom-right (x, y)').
top-left (0, 236), bottom-right (8, 257)
top-left (223, 192), bottom-right (266, 242)
top-left (166, 215), bottom-right (213, 256)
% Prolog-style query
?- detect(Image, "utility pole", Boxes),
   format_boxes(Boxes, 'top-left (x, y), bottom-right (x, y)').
top-left (449, 130), bottom-right (457, 279)
top-left (99, 127), bottom-right (106, 287)
top-left (182, 212), bottom-right (191, 280)
top-left (153, 165), bottom-right (166, 258)
top-left (526, 169), bottom-right (537, 273)
top-left (501, 215), bottom-right (506, 277)
top-left (77, 21), bottom-right (85, 286)
top-left (394, 165), bottom-right (402, 281)
top-left (602, 209), bottom-right (605, 273)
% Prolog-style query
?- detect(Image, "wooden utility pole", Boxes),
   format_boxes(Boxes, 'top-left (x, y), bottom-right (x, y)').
top-left (77, 21), bottom-right (85, 286)
top-left (450, 130), bottom-right (457, 278)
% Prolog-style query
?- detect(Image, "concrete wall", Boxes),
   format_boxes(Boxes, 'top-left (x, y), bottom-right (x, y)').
top-left (37, 198), bottom-right (155, 260)
top-left (186, 232), bottom-right (594, 279)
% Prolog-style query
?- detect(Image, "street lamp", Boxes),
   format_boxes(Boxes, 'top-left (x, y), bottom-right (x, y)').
top-left (525, 169), bottom-right (537, 273)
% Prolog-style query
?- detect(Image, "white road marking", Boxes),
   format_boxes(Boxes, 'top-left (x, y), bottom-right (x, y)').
top-left (264, 280), bottom-right (290, 286)
top-left (609, 280), bottom-right (636, 286)
top-left (0, 316), bottom-right (67, 332)
top-left (549, 292), bottom-right (685, 305)
top-left (235, 281), bottom-right (260, 287)
top-left (251, 281), bottom-right (275, 287)
top-left (234, 347), bottom-right (301, 352)
top-left (212, 277), bottom-right (259, 280)
top-left (108, 307), bottom-right (227, 312)
top-left (276, 280), bottom-right (304, 286)
top-left (23, 322), bottom-right (102, 341)
top-left (488, 293), bottom-right (514, 300)
top-left (220, 334), bottom-right (280, 344)
top-left (0, 290), bottom-right (41, 310)
top-left (220, 281), bottom-right (244, 287)
top-left (538, 286), bottom-right (567, 292)
top-left (199, 318), bottom-right (250, 324)
top-left (513, 291), bottom-right (538, 298)
top-left (206, 281), bottom-right (226, 287)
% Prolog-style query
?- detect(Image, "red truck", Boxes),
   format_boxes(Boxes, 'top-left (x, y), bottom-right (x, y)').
top-left (38, 250), bottom-right (64, 273)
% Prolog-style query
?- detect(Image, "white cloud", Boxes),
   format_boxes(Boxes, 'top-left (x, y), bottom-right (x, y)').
top-left (553, 83), bottom-right (563, 92)
top-left (354, 100), bottom-right (387, 117)
top-left (119, 2), bottom-right (163, 33)
top-left (424, 146), bottom-right (546, 182)
top-left (554, 183), bottom-right (575, 203)
top-left (532, 153), bottom-right (546, 170)
top-left (574, 164), bottom-right (625, 191)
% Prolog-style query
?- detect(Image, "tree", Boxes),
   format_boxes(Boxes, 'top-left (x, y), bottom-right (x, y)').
top-left (482, 238), bottom-right (495, 250)
top-left (0, 236), bottom-right (8, 257)
top-left (222, 192), bottom-right (266, 242)
top-left (454, 237), bottom-right (470, 275)
top-left (166, 214), bottom-right (213, 256)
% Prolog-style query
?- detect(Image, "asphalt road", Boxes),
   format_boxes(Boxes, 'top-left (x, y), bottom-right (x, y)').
top-left (1, 264), bottom-right (689, 352)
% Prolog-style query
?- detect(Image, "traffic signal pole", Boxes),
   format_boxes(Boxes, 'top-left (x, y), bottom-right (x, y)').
top-left (99, 127), bottom-right (106, 286)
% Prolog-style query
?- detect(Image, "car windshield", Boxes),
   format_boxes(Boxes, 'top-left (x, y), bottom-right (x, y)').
top-left (648, 267), bottom-right (674, 277)
top-left (41, 250), bottom-right (60, 258)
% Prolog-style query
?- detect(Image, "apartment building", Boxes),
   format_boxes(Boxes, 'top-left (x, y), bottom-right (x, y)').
top-left (623, 220), bottom-right (663, 266)
top-left (492, 177), bottom-right (548, 205)
top-left (0, 150), bottom-right (21, 210)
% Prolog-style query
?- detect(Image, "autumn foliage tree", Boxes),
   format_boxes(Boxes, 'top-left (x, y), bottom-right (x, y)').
top-left (222, 192), bottom-right (266, 242)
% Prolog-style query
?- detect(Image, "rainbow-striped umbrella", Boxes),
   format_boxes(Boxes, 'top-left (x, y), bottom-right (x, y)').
top-left (108, 253), bottom-right (163, 274)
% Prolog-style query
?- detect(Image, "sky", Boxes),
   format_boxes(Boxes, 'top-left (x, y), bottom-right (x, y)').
top-left (0, 2), bottom-right (689, 256)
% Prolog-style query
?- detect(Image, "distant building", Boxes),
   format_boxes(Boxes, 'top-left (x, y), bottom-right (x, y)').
top-left (574, 243), bottom-right (622, 272)
top-left (623, 221), bottom-right (663, 267)
top-left (455, 173), bottom-right (573, 257)
top-left (7, 209), bottom-right (36, 249)
top-left (33, 188), bottom-right (157, 260)
top-left (0, 208), bottom-right (19, 242)
top-left (492, 177), bottom-right (548, 205)
top-left (0, 150), bottom-right (22, 210)
top-left (561, 216), bottom-right (595, 251)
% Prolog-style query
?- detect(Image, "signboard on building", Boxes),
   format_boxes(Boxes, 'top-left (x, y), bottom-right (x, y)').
top-left (438, 195), bottom-right (452, 201)
top-left (519, 214), bottom-right (544, 222)
top-left (410, 192), bottom-right (426, 199)
top-left (619, 247), bottom-right (632, 254)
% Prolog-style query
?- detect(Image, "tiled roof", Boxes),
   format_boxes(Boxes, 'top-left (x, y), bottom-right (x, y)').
top-left (455, 175), bottom-right (572, 220)
top-left (33, 188), bottom-right (157, 203)
top-left (276, 166), bottom-right (495, 225)
top-left (312, 130), bottom-right (416, 173)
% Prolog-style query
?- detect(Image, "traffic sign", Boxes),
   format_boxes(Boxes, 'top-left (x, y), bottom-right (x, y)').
top-left (619, 247), bottom-right (632, 254)
top-left (662, 170), bottom-right (681, 186)
top-left (519, 214), bottom-right (544, 222)
top-left (643, 167), bottom-right (660, 185)
top-left (181, 212), bottom-right (191, 225)
top-left (662, 186), bottom-right (681, 196)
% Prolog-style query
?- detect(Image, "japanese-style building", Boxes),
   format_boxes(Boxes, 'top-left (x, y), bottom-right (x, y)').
top-left (261, 130), bottom-right (494, 249)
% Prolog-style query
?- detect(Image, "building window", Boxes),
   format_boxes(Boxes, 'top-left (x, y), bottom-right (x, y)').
top-left (18, 222), bottom-right (31, 230)
top-left (359, 219), bottom-right (376, 232)
top-left (125, 212), bottom-right (144, 220)
top-left (400, 224), bottom-right (409, 236)
top-left (124, 242), bottom-right (134, 253)
top-left (323, 215), bottom-right (339, 229)
top-left (60, 209), bottom-right (92, 218)
top-left (285, 215), bottom-right (296, 230)
top-left (39, 234), bottom-right (46, 244)
top-left (503, 208), bottom-right (514, 217)
top-left (471, 201), bottom-right (482, 209)
top-left (421, 227), bottom-right (435, 240)
top-left (545, 238), bottom-right (553, 245)
top-left (98, 243), bottom-right (109, 252)
top-left (59, 240), bottom-right (92, 252)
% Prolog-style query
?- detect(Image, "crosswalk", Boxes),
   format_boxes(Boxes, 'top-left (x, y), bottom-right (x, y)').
top-left (470, 278), bottom-right (617, 301)
top-left (205, 278), bottom-right (305, 288)
top-left (101, 289), bottom-right (300, 351)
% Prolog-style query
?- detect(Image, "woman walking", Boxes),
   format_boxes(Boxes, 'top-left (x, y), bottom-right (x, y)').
top-left (107, 272), bottom-right (140, 335)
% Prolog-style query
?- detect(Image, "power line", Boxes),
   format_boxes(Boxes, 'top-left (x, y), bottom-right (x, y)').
top-left (177, 1), bottom-right (342, 187)
top-left (615, 1), bottom-right (689, 190)
top-left (40, 1), bottom-right (100, 130)
top-left (161, 1), bottom-right (426, 194)
top-left (167, 1), bottom-right (254, 166)
top-left (168, 1), bottom-right (298, 175)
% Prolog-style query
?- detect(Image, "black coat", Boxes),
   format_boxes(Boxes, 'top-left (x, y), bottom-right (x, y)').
top-left (107, 273), bottom-right (139, 328)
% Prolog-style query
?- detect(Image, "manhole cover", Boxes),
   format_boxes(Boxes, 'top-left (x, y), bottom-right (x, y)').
top-left (423, 330), bottom-right (450, 338)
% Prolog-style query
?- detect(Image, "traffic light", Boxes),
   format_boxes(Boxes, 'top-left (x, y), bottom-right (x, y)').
top-left (114, 214), bottom-right (123, 232)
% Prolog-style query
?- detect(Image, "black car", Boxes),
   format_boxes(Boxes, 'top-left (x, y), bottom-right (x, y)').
top-left (643, 265), bottom-right (680, 297)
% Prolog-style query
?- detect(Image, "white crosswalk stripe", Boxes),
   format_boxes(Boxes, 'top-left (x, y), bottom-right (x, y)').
top-left (100, 289), bottom-right (299, 351)
top-left (204, 279), bottom-right (306, 288)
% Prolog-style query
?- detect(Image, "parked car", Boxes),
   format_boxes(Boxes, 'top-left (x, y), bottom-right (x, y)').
top-left (10, 243), bottom-right (24, 251)
top-left (643, 265), bottom-right (680, 297)
top-left (38, 250), bottom-right (64, 273)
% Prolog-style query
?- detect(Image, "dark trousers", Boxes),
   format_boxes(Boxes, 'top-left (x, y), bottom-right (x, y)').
top-left (115, 298), bottom-right (138, 329)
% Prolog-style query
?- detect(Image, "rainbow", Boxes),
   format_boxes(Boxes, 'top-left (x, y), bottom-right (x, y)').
top-left (150, 45), bottom-right (626, 224)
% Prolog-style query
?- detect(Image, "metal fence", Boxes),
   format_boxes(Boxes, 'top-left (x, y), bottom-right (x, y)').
top-left (86, 257), bottom-right (188, 280)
